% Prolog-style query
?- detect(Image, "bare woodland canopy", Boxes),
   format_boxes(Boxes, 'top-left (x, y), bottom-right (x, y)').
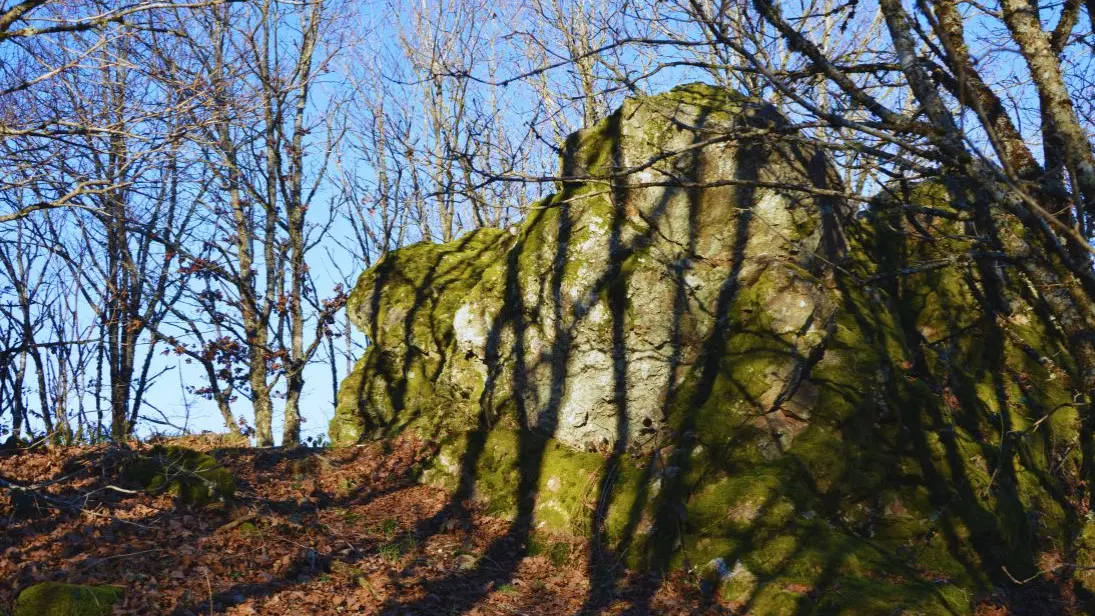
top-left (2, 0), bottom-right (1095, 447)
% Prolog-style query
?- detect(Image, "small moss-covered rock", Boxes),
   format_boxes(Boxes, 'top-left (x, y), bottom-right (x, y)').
top-left (237, 521), bottom-right (260, 536)
top-left (123, 445), bottom-right (235, 507)
top-left (14, 582), bottom-right (122, 616)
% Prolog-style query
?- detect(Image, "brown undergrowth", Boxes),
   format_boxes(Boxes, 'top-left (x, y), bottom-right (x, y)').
top-left (2, 436), bottom-right (732, 615)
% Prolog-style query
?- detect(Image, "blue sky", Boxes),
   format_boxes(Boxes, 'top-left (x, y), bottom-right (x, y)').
top-left (2, 0), bottom-right (1084, 444)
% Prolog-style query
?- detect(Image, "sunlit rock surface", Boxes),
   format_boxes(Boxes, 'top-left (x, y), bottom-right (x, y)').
top-left (332, 84), bottom-right (842, 452)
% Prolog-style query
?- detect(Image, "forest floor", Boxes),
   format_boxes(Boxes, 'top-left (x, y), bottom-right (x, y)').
top-left (0, 436), bottom-right (1073, 615)
top-left (1, 435), bottom-right (734, 615)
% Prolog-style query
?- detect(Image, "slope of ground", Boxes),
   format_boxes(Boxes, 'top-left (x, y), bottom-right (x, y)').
top-left (2, 437), bottom-right (1083, 615)
top-left (2, 437), bottom-right (747, 615)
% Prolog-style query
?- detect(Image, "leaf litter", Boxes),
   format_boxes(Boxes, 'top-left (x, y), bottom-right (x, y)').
top-left (2, 436), bottom-right (733, 615)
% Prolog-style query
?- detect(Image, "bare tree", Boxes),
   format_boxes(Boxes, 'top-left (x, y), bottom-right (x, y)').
top-left (0, 1), bottom-right (236, 225)
top-left (167, 0), bottom-right (349, 446)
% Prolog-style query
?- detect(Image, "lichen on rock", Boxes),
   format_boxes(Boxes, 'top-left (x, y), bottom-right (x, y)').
top-left (330, 83), bottom-right (1092, 613)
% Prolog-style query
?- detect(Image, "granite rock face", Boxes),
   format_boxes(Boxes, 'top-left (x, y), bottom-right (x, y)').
top-left (332, 83), bottom-right (845, 453)
top-left (330, 84), bottom-right (1092, 613)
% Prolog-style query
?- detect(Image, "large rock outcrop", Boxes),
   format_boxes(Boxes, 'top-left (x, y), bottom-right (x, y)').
top-left (332, 84), bottom-right (844, 452)
top-left (330, 84), bottom-right (1093, 613)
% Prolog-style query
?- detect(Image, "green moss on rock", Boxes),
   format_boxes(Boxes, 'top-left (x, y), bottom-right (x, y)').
top-left (14, 582), bottom-right (122, 616)
top-left (330, 84), bottom-right (1093, 613)
top-left (123, 445), bottom-right (235, 507)
top-left (421, 422), bottom-right (646, 537)
top-left (330, 228), bottom-right (515, 443)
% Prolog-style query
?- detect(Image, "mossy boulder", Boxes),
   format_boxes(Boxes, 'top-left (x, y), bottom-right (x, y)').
top-left (334, 83), bottom-right (838, 452)
top-left (123, 445), bottom-right (235, 507)
top-left (332, 84), bottom-right (1093, 613)
top-left (329, 228), bottom-right (516, 443)
top-left (13, 582), bottom-right (122, 616)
